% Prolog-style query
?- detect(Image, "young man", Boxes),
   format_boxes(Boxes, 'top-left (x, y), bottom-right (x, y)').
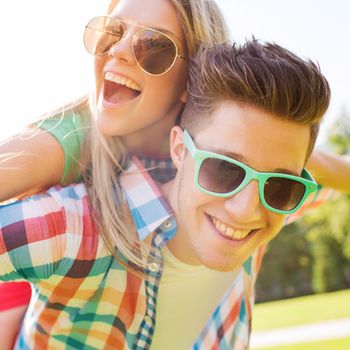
top-left (0, 40), bottom-right (330, 349)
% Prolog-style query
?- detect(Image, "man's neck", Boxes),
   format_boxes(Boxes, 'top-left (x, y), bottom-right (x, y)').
top-left (160, 180), bottom-right (202, 266)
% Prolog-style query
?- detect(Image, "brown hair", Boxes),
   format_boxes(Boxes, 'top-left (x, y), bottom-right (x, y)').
top-left (181, 39), bottom-right (331, 158)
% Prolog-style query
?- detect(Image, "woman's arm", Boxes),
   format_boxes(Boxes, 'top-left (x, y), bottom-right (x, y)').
top-left (0, 102), bottom-right (86, 347)
top-left (307, 148), bottom-right (350, 193)
top-left (0, 129), bottom-right (65, 201)
top-left (0, 104), bottom-right (86, 202)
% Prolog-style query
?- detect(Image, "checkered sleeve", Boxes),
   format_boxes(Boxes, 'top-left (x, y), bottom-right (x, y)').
top-left (0, 184), bottom-right (88, 283)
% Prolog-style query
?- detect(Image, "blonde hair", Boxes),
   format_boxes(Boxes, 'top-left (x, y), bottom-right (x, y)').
top-left (83, 0), bottom-right (230, 272)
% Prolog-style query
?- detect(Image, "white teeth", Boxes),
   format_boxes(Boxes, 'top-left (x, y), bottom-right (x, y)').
top-left (226, 227), bottom-right (234, 237)
top-left (105, 72), bottom-right (141, 91)
top-left (211, 217), bottom-right (251, 240)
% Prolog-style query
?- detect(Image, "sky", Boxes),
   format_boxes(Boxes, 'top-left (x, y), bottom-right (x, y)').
top-left (1, 0), bottom-right (349, 143)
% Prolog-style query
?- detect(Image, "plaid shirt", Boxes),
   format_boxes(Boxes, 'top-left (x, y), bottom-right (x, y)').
top-left (0, 156), bottom-right (326, 350)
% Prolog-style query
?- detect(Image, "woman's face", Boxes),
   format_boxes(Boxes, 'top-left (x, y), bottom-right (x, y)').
top-left (92, 0), bottom-right (189, 151)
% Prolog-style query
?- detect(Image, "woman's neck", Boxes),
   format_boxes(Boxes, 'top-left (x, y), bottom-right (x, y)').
top-left (121, 113), bottom-right (179, 155)
top-left (123, 131), bottom-right (170, 155)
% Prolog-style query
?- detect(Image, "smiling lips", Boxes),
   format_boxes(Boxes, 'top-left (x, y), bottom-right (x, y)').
top-left (103, 72), bottom-right (141, 104)
top-left (211, 216), bottom-right (252, 240)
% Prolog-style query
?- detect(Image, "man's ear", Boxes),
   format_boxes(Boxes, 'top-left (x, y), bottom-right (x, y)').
top-left (170, 126), bottom-right (185, 171)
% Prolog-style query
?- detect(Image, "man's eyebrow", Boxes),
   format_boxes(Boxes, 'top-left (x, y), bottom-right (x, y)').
top-left (208, 148), bottom-right (245, 162)
top-left (206, 147), bottom-right (300, 176)
top-left (273, 168), bottom-right (300, 177)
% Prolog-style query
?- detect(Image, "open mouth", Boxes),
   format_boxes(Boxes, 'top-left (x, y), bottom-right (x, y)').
top-left (103, 72), bottom-right (141, 104)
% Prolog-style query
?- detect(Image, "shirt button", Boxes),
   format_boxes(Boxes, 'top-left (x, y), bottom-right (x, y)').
top-left (161, 219), bottom-right (172, 231)
top-left (148, 262), bottom-right (158, 272)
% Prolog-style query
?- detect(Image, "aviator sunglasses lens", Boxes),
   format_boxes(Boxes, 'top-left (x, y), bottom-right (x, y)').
top-left (264, 177), bottom-right (306, 211)
top-left (84, 17), bottom-right (124, 55)
top-left (199, 158), bottom-right (246, 194)
top-left (84, 17), bottom-right (178, 75)
top-left (132, 30), bottom-right (177, 75)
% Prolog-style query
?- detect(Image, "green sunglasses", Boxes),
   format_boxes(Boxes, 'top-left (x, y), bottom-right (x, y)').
top-left (183, 129), bottom-right (319, 214)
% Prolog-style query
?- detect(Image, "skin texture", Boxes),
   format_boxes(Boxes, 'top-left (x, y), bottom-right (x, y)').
top-left (0, 305), bottom-right (27, 350)
top-left (307, 149), bottom-right (350, 193)
top-left (165, 101), bottom-right (311, 271)
top-left (94, 0), bottom-right (189, 154)
top-left (0, 130), bottom-right (65, 202)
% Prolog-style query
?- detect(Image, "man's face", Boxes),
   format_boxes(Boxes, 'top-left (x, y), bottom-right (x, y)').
top-left (167, 100), bottom-right (311, 271)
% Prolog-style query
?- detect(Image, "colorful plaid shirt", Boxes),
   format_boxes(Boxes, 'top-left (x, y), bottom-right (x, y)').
top-left (0, 156), bottom-right (327, 350)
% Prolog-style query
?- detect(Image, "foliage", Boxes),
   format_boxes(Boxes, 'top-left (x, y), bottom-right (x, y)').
top-left (256, 179), bottom-right (350, 303)
top-left (256, 223), bottom-right (313, 302)
top-left (303, 195), bottom-right (350, 293)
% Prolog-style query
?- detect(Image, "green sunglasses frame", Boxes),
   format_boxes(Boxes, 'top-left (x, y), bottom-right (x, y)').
top-left (84, 16), bottom-right (186, 76)
top-left (183, 129), bottom-right (319, 214)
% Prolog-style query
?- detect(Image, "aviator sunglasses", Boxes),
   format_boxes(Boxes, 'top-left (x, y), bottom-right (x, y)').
top-left (84, 16), bottom-right (186, 76)
top-left (183, 130), bottom-right (319, 214)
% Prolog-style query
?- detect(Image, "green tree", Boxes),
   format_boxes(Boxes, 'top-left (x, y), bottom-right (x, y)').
top-left (256, 222), bottom-right (313, 302)
top-left (302, 196), bottom-right (350, 293)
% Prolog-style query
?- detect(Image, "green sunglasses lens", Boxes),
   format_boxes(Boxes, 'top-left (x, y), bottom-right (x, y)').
top-left (264, 177), bottom-right (306, 211)
top-left (199, 157), bottom-right (246, 194)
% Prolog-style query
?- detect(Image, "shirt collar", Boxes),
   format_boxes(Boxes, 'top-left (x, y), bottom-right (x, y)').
top-left (120, 156), bottom-right (176, 242)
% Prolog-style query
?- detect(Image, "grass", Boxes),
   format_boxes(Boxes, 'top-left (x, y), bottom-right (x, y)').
top-left (255, 337), bottom-right (350, 350)
top-left (252, 289), bottom-right (350, 331)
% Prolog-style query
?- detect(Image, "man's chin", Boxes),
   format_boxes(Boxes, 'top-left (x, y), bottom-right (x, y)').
top-left (197, 255), bottom-right (245, 272)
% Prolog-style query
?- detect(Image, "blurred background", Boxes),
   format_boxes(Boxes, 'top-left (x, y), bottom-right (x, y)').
top-left (1, 1), bottom-right (349, 349)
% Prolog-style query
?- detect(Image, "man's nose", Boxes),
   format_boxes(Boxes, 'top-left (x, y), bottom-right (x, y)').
top-left (224, 180), bottom-right (263, 223)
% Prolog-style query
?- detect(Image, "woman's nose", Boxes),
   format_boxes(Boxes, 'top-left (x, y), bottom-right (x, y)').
top-left (108, 31), bottom-right (135, 65)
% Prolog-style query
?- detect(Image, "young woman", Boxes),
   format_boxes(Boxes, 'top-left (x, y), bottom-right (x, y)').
top-left (0, 0), bottom-right (349, 348)
top-left (0, 0), bottom-right (230, 348)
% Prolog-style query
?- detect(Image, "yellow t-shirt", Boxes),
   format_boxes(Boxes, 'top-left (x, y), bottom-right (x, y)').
top-left (151, 246), bottom-right (238, 349)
